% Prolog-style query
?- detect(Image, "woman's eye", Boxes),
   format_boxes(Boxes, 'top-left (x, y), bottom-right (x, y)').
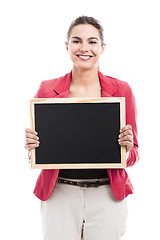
top-left (73, 40), bottom-right (80, 44)
top-left (89, 41), bottom-right (97, 44)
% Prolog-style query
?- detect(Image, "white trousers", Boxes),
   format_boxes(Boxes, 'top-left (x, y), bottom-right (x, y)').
top-left (41, 178), bottom-right (128, 240)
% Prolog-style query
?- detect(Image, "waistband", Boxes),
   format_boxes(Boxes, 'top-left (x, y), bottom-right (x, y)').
top-left (57, 177), bottom-right (110, 188)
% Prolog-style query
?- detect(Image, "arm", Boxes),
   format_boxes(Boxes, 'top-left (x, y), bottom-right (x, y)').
top-left (24, 81), bottom-right (45, 155)
top-left (118, 82), bottom-right (139, 167)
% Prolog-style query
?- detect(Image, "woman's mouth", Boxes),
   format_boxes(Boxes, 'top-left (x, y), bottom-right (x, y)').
top-left (76, 54), bottom-right (93, 61)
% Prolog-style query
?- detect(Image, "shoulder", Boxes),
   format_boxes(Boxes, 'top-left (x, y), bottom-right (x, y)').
top-left (108, 76), bottom-right (135, 105)
top-left (101, 72), bottom-right (133, 97)
top-left (107, 76), bottom-right (131, 92)
top-left (35, 72), bottom-right (70, 98)
top-left (40, 75), bottom-right (65, 89)
top-left (106, 76), bottom-right (136, 110)
top-left (34, 78), bottom-right (59, 98)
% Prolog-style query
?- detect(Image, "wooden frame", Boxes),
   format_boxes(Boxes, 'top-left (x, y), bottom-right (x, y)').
top-left (30, 97), bottom-right (126, 169)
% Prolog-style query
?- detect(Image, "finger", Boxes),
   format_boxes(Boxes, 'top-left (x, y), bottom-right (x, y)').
top-left (25, 128), bottom-right (38, 135)
top-left (120, 128), bottom-right (132, 136)
top-left (25, 137), bottom-right (40, 149)
top-left (119, 140), bottom-right (132, 145)
top-left (120, 125), bottom-right (132, 133)
top-left (118, 130), bottom-right (133, 139)
top-left (119, 124), bottom-right (133, 138)
top-left (118, 139), bottom-right (133, 152)
top-left (26, 132), bottom-right (39, 140)
top-left (118, 135), bottom-right (133, 143)
top-left (25, 143), bottom-right (39, 151)
top-left (25, 138), bottom-right (39, 145)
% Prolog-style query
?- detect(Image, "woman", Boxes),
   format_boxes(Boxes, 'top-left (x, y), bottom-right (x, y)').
top-left (25, 16), bottom-right (139, 240)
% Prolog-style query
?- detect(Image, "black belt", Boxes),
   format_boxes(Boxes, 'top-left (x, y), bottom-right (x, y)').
top-left (58, 178), bottom-right (110, 188)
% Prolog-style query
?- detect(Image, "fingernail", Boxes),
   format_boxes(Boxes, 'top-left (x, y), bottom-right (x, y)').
top-left (35, 131), bottom-right (38, 135)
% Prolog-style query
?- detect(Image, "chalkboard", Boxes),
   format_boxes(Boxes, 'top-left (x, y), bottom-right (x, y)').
top-left (30, 98), bottom-right (126, 169)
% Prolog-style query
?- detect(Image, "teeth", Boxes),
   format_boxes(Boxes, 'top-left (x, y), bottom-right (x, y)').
top-left (78, 55), bottom-right (91, 60)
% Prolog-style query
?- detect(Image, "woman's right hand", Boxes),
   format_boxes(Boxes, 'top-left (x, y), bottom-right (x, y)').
top-left (25, 128), bottom-right (40, 151)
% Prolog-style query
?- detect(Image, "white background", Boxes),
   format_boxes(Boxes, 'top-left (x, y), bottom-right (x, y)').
top-left (0, 0), bottom-right (160, 239)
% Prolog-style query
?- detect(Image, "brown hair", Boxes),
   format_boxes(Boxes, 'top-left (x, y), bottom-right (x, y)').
top-left (67, 16), bottom-right (104, 46)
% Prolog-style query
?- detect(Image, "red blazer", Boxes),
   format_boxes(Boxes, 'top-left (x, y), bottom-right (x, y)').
top-left (33, 71), bottom-right (139, 201)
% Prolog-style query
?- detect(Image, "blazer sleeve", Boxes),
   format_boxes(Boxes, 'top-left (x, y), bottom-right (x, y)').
top-left (120, 82), bottom-right (139, 167)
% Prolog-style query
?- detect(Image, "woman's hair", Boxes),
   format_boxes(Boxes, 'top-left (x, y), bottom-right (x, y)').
top-left (67, 16), bottom-right (104, 46)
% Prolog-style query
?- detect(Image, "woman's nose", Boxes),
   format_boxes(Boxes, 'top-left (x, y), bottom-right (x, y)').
top-left (79, 42), bottom-right (89, 52)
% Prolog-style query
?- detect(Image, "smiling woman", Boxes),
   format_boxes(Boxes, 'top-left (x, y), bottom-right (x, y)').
top-left (25, 16), bottom-right (139, 240)
top-left (65, 23), bottom-right (106, 72)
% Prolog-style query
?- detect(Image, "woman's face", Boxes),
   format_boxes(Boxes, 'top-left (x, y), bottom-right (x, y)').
top-left (66, 24), bottom-right (106, 71)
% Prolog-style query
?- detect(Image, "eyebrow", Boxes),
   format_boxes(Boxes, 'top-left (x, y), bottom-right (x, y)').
top-left (71, 36), bottom-right (99, 41)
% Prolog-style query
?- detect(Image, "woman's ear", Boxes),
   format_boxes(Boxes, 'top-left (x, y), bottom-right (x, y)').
top-left (65, 42), bottom-right (69, 51)
top-left (101, 43), bottom-right (106, 54)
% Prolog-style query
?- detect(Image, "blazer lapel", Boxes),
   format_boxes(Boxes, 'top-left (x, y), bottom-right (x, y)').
top-left (98, 71), bottom-right (117, 97)
top-left (53, 72), bottom-right (72, 98)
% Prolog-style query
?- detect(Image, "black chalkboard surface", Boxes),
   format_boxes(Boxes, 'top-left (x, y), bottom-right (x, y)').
top-left (30, 98), bottom-right (126, 169)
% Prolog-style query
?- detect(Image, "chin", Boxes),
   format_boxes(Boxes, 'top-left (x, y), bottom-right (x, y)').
top-left (74, 63), bottom-right (98, 71)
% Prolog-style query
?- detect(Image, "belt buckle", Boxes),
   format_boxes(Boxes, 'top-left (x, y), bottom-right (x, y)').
top-left (84, 183), bottom-right (89, 188)
top-left (79, 181), bottom-right (100, 188)
top-left (79, 182), bottom-right (88, 188)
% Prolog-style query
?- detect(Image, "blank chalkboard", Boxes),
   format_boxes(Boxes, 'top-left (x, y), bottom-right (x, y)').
top-left (30, 98), bottom-right (126, 169)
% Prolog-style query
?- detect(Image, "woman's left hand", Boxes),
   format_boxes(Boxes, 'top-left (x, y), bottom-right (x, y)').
top-left (118, 125), bottom-right (134, 152)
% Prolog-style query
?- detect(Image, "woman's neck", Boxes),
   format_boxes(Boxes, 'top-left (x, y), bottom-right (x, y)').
top-left (71, 66), bottom-right (100, 88)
